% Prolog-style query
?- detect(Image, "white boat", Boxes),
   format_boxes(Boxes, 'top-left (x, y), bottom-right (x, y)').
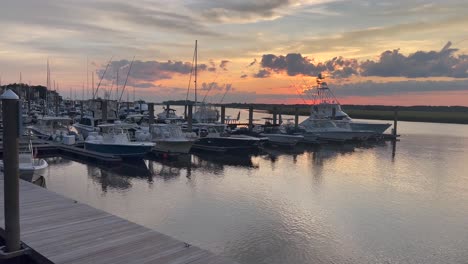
top-left (157, 107), bottom-right (183, 122)
top-left (74, 99), bottom-right (118, 138)
top-left (148, 124), bottom-right (195, 154)
top-left (304, 75), bottom-right (391, 134)
top-left (28, 116), bottom-right (72, 142)
top-left (134, 100), bottom-right (148, 113)
top-left (254, 125), bottom-right (303, 147)
top-left (85, 123), bottom-right (155, 158)
top-left (0, 141), bottom-right (48, 181)
top-left (300, 119), bottom-right (375, 142)
top-left (193, 103), bottom-right (219, 123)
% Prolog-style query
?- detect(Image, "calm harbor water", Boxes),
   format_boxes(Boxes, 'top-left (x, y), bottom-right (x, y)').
top-left (38, 114), bottom-right (468, 264)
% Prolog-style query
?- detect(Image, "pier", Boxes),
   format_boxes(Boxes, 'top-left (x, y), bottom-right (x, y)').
top-left (0, 174), bottom-right (237, 264)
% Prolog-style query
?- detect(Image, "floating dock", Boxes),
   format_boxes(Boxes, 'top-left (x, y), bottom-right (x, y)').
top-left (0, 139), bottom-right (122, 164)
top-left (0, 175), bottom-right (237, 264)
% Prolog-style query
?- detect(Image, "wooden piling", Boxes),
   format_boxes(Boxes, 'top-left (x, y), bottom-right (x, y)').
top-left (1, 90), bottom-right (21, 253)
top-left (187, 104), bottom-right (193, 131)
top-left (393, 107), bottom-right (398, 136)
top-left (220, 105), bottom-right (226, 124)
top-left (166, 103), bottom-right (170, 118)
top-left (294, 107), bottom-right (299, 129)
top-left (272, 106), bottom-right (277, 125)
top-left (248, 105), bottom-right (253, 131)
top-left (102, 100), bottom-right (108, 123)
top-left (148, 103), bottom-right (154, 125)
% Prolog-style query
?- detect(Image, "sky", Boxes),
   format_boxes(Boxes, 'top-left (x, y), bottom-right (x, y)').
top-left (0, 0), bottom-right (467, 106)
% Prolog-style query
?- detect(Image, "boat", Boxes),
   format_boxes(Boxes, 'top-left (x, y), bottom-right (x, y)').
top-left (191, 123), bottom-right (262, 153)
top-left (134, 100), bottom-right (148, 113)
top-left (148, 124), bottom-right (195, 154)
top-left (27, 116), bottom-right (73, 142)
top-left (156, 107), bottom-right (184, 122)
top-left (0, 141), bottom-right (48, 181)
top-left (253, 122), bottom-right (303, 147)
top-left (304, 75), bottom-right (391, 134)
top-left (300, 119), bottom-right (375, 142)
top-left (73, 99), bottom-right (118, 138)
top-left (84, 123), bottom-right (155, 158)
top-left (193, 103), bottom-right (219, 123)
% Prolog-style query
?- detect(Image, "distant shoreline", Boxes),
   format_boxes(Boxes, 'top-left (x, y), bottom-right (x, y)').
top-left (162, 101), bottom-right (468, 125)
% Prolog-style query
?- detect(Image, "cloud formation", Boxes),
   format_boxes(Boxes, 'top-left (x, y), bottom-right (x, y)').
top-left (98, 59), bottom-right (208, 84)
top-left (253, 42), bottom-right (468, 79)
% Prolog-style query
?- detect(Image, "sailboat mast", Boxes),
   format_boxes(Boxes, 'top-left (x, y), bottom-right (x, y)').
top-left (86, 57), bottom-right (89, 100)
top-left (194, 40), bottom-right (198, 111)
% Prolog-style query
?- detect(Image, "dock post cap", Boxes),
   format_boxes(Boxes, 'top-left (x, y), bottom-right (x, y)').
top-left (0, 89), bottom-right (19, 100)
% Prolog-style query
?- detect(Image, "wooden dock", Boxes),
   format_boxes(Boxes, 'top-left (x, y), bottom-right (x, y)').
top-left (0, 139), bottom-right (122, 164)
top-left (0, 175), bottom-right (237, 264)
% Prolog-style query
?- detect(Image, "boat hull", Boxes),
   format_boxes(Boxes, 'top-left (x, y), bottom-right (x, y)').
top-left (153, 140), bottom-right (194, 154)
top-left (259, 133), bottom-right (303, 146)
top-left (314, 131), bottom-right (375, 142)
top-left (84, 142), bottom-right (153, 157)
top-left (349, 122), bottom-right (391, 134)
top-left (192, 136), bottom-right (260, 153)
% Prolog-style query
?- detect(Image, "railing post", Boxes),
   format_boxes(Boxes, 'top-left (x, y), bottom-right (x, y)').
top-left (1, 89), bottom-right (21, 253)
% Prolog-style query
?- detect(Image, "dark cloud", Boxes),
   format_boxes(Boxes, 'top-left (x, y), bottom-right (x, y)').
top-left (220, 60), bottom-right (230, 71)
top-left (258, 53), bottom-right (354, 77)
top-left (248, 58), bottom-right (257, 67)
top-left (208, 60), bottom-right (217, 72)
top-left (240, 74), bottom-right (248, 78)
top-left (98, 59), bottom-right (208, 83)
top-left (132, 82), bottom-right (159, 89)
top-left (253, 69), bottom-right (271, 78)
top-left (254, 42), bottom-right (468, 79)
top-left (361, 43), bottom-right (468, 78)
top-left (200, 82), bottom-right (231, 91)
top-left (195, 0), bottom-right (295, 23)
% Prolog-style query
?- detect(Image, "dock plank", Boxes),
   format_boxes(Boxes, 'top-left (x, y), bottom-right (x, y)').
top-left (0, 176), bottom-right (238, 264)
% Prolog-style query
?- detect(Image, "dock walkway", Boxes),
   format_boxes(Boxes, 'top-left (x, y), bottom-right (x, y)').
top-left (0, 175), bottom-right (237, 264)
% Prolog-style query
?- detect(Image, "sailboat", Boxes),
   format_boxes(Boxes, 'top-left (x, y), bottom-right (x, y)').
top-left (187, 40), bottom-right (261, 153)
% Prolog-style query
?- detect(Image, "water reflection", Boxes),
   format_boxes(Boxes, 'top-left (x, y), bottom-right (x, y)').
top-left (38, 121), bottom-right (468, 264)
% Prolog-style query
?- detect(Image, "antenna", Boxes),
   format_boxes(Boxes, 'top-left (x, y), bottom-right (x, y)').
top-left (93, 56), bottom-right (113, 99)
top-left (194, 40), bottom-right (198, 111)
top-left (118, 56), bottom-right (135, 102)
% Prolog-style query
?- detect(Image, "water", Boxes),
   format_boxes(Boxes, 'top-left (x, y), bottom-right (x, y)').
top-left (38, 117), bottom-right (468, 264)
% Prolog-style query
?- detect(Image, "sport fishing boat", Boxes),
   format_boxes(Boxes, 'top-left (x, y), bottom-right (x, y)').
top-left (303, 75), bottom-right (391, 134)
top-left (300, 119), bottom-right (375, 142)
top-left (148, 124), bottom-right (195, 154)
top-left (191, 123), bottom-right (262, 153)
top-left (85, 123), bottom-right (155, 157)
top-left (0, 141), bottom-right (48, 181)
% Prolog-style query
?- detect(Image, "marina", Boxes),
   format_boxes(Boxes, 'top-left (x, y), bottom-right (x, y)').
top-left (0, 2), bottom-right (467, 262)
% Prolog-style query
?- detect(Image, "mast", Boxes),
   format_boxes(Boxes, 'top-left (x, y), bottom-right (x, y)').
top-left (86, 57), bottom-right (89, 100)
top-left (115, 68), bottom-right (119, 101)
top-left (194, 40), bottom-right (198, 111)
top-left (92, 72), bottom-right (94, 99)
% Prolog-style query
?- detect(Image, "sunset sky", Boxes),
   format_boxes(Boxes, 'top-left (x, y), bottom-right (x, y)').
top-left (1, 0), bottom-right (467, 105)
